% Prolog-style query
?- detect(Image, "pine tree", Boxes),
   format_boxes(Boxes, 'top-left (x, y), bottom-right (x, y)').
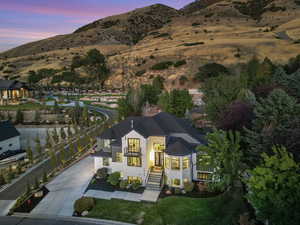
top-left (45, 129), bottom-right (52, 150)
top-left (26, 182), bottom-right (31, 195)
top-left (42, 171), bottom-right (48, 183)
top-left (35, 134), bottom-right (42, 157)
top-left (60, 127), bottom-right (66, 140)
top-left (0, 172), bottom-right (6, 185)
top-left (16, 109), bottom-right (23, 124)
top-left (26, 141), bottom-right (34, 164)
top-left (50, 150), bottom-right (57, 169)
top-left (34, 177), bottom-right (39, 190)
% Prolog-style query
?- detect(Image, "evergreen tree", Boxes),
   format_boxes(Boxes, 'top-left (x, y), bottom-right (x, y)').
top-left (16, 109), bottom-right (23, 124)
top-left (0, 172), bottom-right (6, 185)
top-left (50, 150), bottom-right (58, 169)
top-left (45, 129), bottom-right (52, 149)
top-left (26, 141), bottom-right (34, 164)
top-left (60, 127), bottom-right (66, 140)
top-left (26, 182), bottom-right (31, 195)
top-left (42, 171), bottom-right (48, 183)
top-left (34, 177), bottom-right (39, 189)
top-left (35, 134), bottom-right (42, 157)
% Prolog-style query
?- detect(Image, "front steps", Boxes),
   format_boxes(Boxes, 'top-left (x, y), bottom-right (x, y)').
top-left (146, 170), bottom-right (163, 191)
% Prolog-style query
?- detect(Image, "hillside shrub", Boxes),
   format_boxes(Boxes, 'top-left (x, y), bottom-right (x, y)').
top-left (179, 75), bottom-right (188, 85)
top-left (107, 172), bottom-right (120, 186)
top-left (96, 168), bottom-right (108, 179)
top-left (196, 63), bottom-right (229, 81)
top-left (174, 60), bottom-right (187, 67)
top-left (182, 42), bottom-right (204, 46)
top-left (184, 182), bottom-right (194, 193)
top-left (154, 33), bottom-right (169, 38)
top-left (192, 22), bottom-right (200, 26)
top-left (135, 69), bottom-right (146, 77)
top-left (151, 61), bottom-right (173, 70)
top-left (74, 197), bottom-right (95, 214)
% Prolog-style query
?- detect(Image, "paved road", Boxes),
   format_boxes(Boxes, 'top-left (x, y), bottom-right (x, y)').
top-left (31, 157), bottom-right (94, 216)
top-left (0, 106), bottom-right (115, 215)
top-left (0, 216), bottom-right (133, 225)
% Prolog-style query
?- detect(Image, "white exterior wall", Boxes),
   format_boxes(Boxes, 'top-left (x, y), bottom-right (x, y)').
top-left (94, 157), bottom-right (112, 173)
top-left (164, 154), bottom-right (193, 188)
top-left (0, 136), bottom-right (20, 154)
top-left (122, 130), bottom-right (148, 185)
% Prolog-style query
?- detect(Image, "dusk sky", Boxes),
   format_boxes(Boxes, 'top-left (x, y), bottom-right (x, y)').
top-left (0, 0), bottom-right (194, 52)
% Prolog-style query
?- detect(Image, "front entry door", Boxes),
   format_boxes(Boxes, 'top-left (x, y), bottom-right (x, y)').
top-left (155, 152), bottom-right (163, 167)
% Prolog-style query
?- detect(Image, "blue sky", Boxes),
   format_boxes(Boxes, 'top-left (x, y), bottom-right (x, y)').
top-left (0, 0), bottom-right (193, 52)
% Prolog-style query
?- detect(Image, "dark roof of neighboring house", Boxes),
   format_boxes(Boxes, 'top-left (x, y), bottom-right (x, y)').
top-left (165, 137), bottom-right (197, 156)
top-left (91, 150), bottom-right (112, 158)
top-left (99, 112), bottom-right (205, 143)
top-left (0, 121), bottom-right (20, 142)
top-left (0, 80), bottom-right (28, 90)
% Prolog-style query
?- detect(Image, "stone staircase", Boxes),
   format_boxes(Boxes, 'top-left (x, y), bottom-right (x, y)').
top-left (146, 169), bottom-right (163, 191)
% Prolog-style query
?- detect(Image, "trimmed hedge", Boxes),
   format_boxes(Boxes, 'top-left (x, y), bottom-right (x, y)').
top-left (74, 197), bottom-right (95, 214)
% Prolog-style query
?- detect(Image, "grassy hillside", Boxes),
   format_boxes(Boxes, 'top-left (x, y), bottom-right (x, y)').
top-left (0, 0), bottom-right (299, 90)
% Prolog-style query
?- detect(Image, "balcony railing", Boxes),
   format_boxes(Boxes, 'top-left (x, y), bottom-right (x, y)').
top-left (124, 147), bottom-right (141, 157)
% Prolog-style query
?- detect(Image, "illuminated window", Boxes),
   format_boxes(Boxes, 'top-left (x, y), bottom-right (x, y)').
top-left (165, 157), bottom-right (170, 169)
top-left (171, 157), bottom-right (180, 170)
top-left (197, 172), bottom-right (212, 181)
top-left (116, 152), bottom-right (123, 162)
top-left (183, 157), bottom-right (189, 169)
top-left (104, 139), bottom-right (110, 148)
top-left (127, 157), bottom-right (142, 167)
top-left (128, 138), bottom-right (140, 152)
top-left (153, 143), bottom-right (165, 151)
top-left (173, 179), bottom-right (181, 186)
top-left (103, 157), bottom-right (109, 166)
top-left (128, 176), bottom-right (142, 184)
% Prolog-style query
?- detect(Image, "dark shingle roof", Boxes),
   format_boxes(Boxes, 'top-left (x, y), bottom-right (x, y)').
top-left (165, 137), bottom-right (197, 156)
top-left (99, 112), bottom-right (205, 143)
top-left (0, 121), bottom-right (20, 142)
top-left (91, 150), bottom-right (112, 158)
top-left (0, 80), bottom-right (28, 90)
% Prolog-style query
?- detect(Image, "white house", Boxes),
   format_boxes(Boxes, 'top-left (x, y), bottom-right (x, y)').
top-left (93, 112), bottom-right (214, 190)
top-left (0, 121), bottom-right (21, 155)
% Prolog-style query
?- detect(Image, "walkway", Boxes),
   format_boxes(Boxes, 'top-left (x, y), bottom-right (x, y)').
top-left (31, 157), bottom-right (94, 216)
top-left (84, 189), bottom-right (160, 203)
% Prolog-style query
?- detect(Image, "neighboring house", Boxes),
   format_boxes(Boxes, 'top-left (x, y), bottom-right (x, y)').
top-left (93, 112), bottom-right (214, 191)
top-left (0, 121), bottom-right (21, 155)
top-left (0, 79), bottom-right (31, 105)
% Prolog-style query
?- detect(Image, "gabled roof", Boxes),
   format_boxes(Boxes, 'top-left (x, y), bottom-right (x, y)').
top-left (99, 112), bottom-right (205, 143)
top-left (0, 121), bottom-right (20, 142)
top-left (165, 137), bottom-right (197, 156)
top-left (0, 80), bottom-right (28, 90)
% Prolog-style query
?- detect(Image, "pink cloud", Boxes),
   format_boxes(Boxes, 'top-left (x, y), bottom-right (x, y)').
top-left (0, 1), bottom-right (127, 19)
top-left (0, 28), bottom-right (58, 40)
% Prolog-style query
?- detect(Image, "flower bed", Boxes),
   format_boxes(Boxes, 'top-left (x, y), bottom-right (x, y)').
top-left (86, 176), bottom-right (145, 194)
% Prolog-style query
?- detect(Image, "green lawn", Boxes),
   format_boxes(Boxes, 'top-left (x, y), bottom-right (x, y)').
top-left (88, 190), bottom-right (247, 225)
top-left (0, 102), bottom-right (48, 111)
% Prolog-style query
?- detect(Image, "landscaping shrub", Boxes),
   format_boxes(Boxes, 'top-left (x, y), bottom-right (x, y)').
top-left (131, 180), bottom-right (142, 190)
top-left (96, 168), bottom-right (108, 179)
top-left (107, 172), bottom-right (120, 186)
top-left (174, 188), bottom-right (181, 195)
top-left (192, 22), bottom-right (200, 26)
top-left (151, 61), bottom-right (173, 70)
top-left (174, 60), bottom-right (187, 68)
top-left (184, 182), bottom-right (194, 193)
top-left (74, 197), bottom-right (95, 214)
top-left (119, 179), bottom-right (129, 189)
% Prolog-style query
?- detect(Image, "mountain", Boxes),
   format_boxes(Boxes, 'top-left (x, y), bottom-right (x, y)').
top-left (0, 0), bottom-right (300, 90)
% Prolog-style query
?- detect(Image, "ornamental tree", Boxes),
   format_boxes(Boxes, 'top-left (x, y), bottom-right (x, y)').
top-left (245, 146), bottom-right (300, 225)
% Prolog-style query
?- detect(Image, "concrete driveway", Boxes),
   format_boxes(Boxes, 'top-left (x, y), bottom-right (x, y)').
top-left (31, 156), bottom-right (94, 216)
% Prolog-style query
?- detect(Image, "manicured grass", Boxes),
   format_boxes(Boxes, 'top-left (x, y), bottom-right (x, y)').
top-left (0, 102), bottom-right (48, 111)
top-left (88, 190), bottom-right (247, 225)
